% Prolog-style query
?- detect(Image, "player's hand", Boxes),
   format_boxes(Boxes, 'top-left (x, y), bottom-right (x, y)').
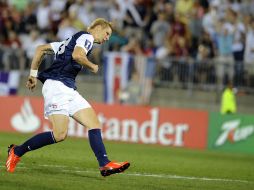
top-left (91, 64), bottom-right (99, 73)
top-left (26, 76), bottom-right (37, 91)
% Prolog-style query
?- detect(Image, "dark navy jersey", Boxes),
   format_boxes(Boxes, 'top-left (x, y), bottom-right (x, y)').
top-left (38, 31), bottom-right (94, 90)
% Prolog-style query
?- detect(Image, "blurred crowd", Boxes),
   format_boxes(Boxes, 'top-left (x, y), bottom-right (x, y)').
top-left (1, 0), bottom-right (254, 89)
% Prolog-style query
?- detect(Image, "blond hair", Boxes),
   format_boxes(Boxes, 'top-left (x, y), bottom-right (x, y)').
top-left (88, 18), bottom-right (113, 30)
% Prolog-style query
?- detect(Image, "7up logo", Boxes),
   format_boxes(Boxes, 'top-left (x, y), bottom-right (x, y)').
top-left (215, 119), bottom-right (254, 146)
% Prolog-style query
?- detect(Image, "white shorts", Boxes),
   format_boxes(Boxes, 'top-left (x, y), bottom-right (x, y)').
top-left (42, 79), bottom-right (91, 119)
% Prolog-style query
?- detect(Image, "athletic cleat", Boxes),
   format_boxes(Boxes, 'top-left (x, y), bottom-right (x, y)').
top-left (100, 161), bottom-right (130, 177)
top-left (6, 144), bottom-right (20, 173)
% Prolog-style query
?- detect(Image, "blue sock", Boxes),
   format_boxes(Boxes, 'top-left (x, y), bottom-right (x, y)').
top-left (88, 129), bottom-right (110, 167)
top-left (14, 131), bottom-right (56, 157)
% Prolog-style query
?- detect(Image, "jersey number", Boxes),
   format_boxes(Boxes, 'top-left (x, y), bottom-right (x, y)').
top-left (84, 39), bottom-right (92, 50)
top-left (57, 37), bottom-right (72, 55)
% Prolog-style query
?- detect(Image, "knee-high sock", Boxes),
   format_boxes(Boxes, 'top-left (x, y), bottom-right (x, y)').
top-left (88, 129), bottom-right (110, 167)
top-left (14, 131), bottom-right (56, 157)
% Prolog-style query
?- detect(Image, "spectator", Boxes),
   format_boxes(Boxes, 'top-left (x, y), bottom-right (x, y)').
top-left (168, 12), bottom-right (190, 56)
top-left (188, 1), bottom-right (204, 57)
top-left (68, 7), bottom-right (85, 31)
top-left (202, 1), bottom-right (220, 41)
top-left (36, 0), bottom-right (51, 33)
top-left (195, 31), bottom-right (216, 85)
top-left (7, 0), bottom-right (28, 12)
top-left (141, 39), bottom-right (156, 105)
top-left (2, 30), bottom-right (25, 73)
top-left (22, 29), bottom-right (46, 64)
top-left (50, 0), bottom-right (66, 34)
top-left (123, 0), bottom-right (148, 39)
top-left (224, 9), bottom-right (245, 86)
top-left (56, 12), bottom-right (77, 41)
top-left (155, 39), bottom-right (173, 81)
top-left (19, 2), bottom-right (37, 34)
top-left (68, 0), bottom-right (95, 27)
top-left (150, 12), bottom-right (170, 49)
top-left (121, 36), bottom-right (154, 105)
top-left (215, 18), bottom-right (234, 90)
top-left (241, 0), bottom-right (254, 16)
top-left (92, 0), bottom-right (110, 20)
top-left (168, 13), bottom-right (190, 85)
top-left (108, 0), bottom-right (126, 30)
top-left (244, 16), bottom-right (254, 87)
top-left (175, 0), bottom-right (194, 24)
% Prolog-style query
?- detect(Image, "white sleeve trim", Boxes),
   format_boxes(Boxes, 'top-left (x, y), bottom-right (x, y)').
top-left (75, 34), bottom-right (94, 55)
top-left (50, 42), bottom-right (64, 54)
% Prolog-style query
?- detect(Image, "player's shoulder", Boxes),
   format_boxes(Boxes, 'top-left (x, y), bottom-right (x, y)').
top-left (74, 31), bottom-right (94, 43)
top-left (74, 31), bottom-right (93, 38)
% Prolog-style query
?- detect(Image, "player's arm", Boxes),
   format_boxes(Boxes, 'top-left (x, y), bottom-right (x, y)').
top-left (72, 46), bottom-right (98, 73)
top-left (26, 44), bottom-right (54, 91)
top-left (30, 44), bottom-right (54, 70)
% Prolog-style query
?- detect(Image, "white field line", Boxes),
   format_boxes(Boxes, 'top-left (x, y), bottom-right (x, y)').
top-left (0, 164), bottom-right (251, 184)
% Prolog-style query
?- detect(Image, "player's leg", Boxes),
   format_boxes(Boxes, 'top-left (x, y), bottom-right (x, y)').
top-left (48, 114), bottom-right (69, 142)
top-left (6, 114), bottom-right (69, 172)
top-left (72, 108), bottom-right (110, 166)
top-left (72, 108), bottom-right (130, 176)
top-left (12, 114), bottom-right (68, 156)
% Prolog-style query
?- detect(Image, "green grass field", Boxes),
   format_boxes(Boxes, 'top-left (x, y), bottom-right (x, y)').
top-left (0, 132), bottom-right (253, 190)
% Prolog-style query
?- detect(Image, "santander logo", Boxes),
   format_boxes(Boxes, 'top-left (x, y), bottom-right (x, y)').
top-left (67, 108), bottom-right (190, 146)
top-left (11, 99), bottom-right (41, 133)
top-left (98, 108), bottom-right (189, 146)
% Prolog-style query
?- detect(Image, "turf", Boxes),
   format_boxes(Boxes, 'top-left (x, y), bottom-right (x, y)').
top-left (0, 132), bottom-right (253, 190)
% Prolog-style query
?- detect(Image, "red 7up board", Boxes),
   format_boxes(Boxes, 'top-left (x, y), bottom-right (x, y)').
top-left (208, 112), bottom-right (254, 154)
